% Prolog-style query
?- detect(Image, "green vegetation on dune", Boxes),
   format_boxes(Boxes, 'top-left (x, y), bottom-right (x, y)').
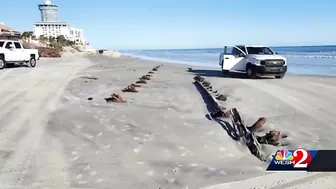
top-left (20, 31), bottom-right (82, 57)
top-left (20, 31), bottom-right (78, 51)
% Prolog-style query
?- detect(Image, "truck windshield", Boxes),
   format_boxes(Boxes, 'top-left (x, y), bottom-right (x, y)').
top-left (246, 47), bottom-right (274, 55)
top-left (0, 41), bottom-right (4, 47)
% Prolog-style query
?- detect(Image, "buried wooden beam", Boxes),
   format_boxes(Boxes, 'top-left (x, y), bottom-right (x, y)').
top-left (193, 75), bottom-right (227, 102)
top-left (206, 86), bottom-right (213, 91)
top-left (210, 108), bottom-right (231, 118)
top-left (80, 76), bottom-right (98, 80)
top-left (140, 75), bottom-right (151, 80)
top-left (104, 93), bottom-right (127, 103)
top-left (193, 79), bottom-right (225, 117)
top-left (249, 117), bottom-right (266, 132)
top-left (131, 83), bottom-right (141, 87)
top-left (216, 94), bottom-right (227, 101)
top-left (193, 75), bottom-right (205, 82)
top-left (202, 81), bottom-right (211, 88)
top-left (193, 77), bottom-right (290, 161)
top-left (122, 85), bottom-right (139, 93)
top-left (136, 79), bottom-right (147, 84)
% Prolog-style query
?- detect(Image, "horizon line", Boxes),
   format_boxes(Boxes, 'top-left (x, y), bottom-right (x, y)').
top-left (117, 44), bottom-right (336, 51)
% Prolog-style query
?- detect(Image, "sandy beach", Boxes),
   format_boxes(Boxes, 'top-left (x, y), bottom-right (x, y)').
top-left (0, 54), bottom-right (335, 189)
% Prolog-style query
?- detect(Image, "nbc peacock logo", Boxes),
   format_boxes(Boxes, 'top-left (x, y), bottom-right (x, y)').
top-left (268, 148), bottom-right (314, 171)
top-left (275, 149), bottom-right (294, 161)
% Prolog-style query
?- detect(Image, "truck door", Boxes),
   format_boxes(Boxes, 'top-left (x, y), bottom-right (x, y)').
top-left (222, 46), bottom-right (246, 71)
top-left (4, 42), bottom-right (16, 62)
top-left (234, 46), bottom-right (248, 71)
top-left (13, 42), bottom-right (25, 61)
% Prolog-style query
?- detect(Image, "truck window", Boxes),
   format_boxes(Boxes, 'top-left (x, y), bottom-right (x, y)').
top-left (237, 46), bottom-right (247, 54)
top-left (0, 41), bottom-right (4, 47)
top-left (224, 46), bottom-right (233, 54)
top-left (232, 48), bottom-right (239, 56)
top-left (246, 47), bottom-right (274, 55)
top-left (5, 42), bottom-right (13, 49)
top-left (14, 42), bottom-right (22, 49)
top-left (232, 47), bottom-right (245, 56)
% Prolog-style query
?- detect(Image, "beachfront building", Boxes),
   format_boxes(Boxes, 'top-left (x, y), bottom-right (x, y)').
top-left (33, 22), bottom-right (70, 38)
top-left (0, 23), bottom-right (21, 40)
top-left (69, 27), bottom-right (86, 46)
top-left (33, 0), bottom-right (87, 47)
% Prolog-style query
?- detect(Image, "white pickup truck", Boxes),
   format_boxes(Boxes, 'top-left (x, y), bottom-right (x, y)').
top-left (0, 40), bottom-right (39, 69)
top-left (219, 45), bottom-right (287, 79)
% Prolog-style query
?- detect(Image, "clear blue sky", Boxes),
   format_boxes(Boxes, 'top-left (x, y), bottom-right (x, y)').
top-left (2, 0), bottom-right (336, 50)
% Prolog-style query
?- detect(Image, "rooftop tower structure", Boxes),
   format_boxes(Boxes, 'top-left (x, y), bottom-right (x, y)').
top-left (38, 0), bottom-right (58, 22)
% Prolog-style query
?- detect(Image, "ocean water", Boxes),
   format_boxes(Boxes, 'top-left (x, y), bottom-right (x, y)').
top-left (119, 45), bottom-right (336, 76)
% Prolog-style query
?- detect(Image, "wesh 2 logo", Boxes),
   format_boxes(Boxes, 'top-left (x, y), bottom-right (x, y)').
top-left (267, 148), bottom-right (314, 171)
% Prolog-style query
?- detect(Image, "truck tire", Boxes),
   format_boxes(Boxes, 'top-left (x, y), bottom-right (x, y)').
top-left (222, 69), bottom-right (229, 74)
top-left (246, 65), bottom-right (256, 79)
top-left (0, 56), bottom-right (5, 69)
top-left (28, 57), bottom-right (36, 67)
top-left (275, 74), bottom-right (285, 79)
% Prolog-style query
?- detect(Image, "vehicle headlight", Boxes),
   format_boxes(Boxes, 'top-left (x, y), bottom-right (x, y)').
top-left (249, 58), bottom-right (259, 64)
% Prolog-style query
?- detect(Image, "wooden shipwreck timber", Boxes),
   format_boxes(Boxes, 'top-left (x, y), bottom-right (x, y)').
top-left (193, 75), bottom-right (289, 161)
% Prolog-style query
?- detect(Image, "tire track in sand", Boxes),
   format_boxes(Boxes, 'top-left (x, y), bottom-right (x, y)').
top-left (0, 57), bottom-right (91, 189)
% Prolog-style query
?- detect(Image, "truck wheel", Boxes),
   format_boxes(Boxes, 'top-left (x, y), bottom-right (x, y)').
top-left (275, 74), bottom-right (285, 79)
top-left (246, 65), bottom-right (256, 79)
top-left (0, 57), bottom-right (5, 69)
top-left (28, 58), bottom-right (36, 67)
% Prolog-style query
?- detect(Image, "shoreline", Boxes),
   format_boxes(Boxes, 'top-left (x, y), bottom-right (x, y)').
top-left (119, 54), bottom-right (336, 78)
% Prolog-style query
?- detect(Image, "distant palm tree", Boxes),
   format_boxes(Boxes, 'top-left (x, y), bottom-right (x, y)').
top-left (56, 35), bottom-right (66, 44)
top-left (20, 32), bottom-right (28, 41)
top-left (20, 31), bottom-right (34, 43)
top-left (48, 36), bottom-right (58, 48)
top-left (27, 31), bottom-right (33, 43)
top-left (39, 35), bottom-right (48, 45)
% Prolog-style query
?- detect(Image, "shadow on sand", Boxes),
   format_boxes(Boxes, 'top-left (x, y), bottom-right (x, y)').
top-left (5, 64), bottom-right (28, 69)
top-left (187, 68), bottom-right (274, 79)
top-left (193, 81), bottom-right (239, 141)
top-left (189, 69), bottom-right (246, 79)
